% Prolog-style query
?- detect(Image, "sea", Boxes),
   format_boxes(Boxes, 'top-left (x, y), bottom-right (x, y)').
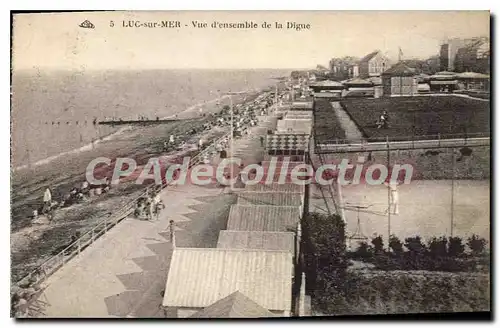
top-left (11, 68), bottom-right (289, 169)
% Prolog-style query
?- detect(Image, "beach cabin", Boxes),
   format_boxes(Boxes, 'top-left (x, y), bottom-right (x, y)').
top-left (342, 78), bottom-right (374, 98)
top-left (381, 62), bottom-right (418, 96)
top-left (456, 72), bottom-right (490, 92)
top-left (162, 248), bottom-right (293, 317)
top-left (189, 291), bottom-right (276, 318)
top-left (227, 204), bottom-right (301, 232)
top-left (429, 71), bottom-right (458, 92)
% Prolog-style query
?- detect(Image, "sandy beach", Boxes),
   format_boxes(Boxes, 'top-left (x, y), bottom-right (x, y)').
top-left (11, 89), bottom-right (265, 282)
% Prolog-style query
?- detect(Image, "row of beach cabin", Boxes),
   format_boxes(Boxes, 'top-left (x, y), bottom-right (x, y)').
top-left (161, 97), bottom-right (313, 318)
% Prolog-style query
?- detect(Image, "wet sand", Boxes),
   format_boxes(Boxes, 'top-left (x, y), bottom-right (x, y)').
top-left (11, 91), bottom-right (262, 282)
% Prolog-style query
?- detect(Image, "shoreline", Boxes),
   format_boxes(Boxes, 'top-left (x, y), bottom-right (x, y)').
top-left (10, 87), bottom-right (269, 282)
top-left (11, 91), bottom-right (247, 173)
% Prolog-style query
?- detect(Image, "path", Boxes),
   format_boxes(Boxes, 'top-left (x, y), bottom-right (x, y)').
top-left (29, 106), bottom-right (278, 318)
top-left (331, 101), bottom-right (364, 142)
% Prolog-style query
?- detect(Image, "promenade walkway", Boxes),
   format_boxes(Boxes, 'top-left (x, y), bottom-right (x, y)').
top-left (32, 107), bottom-right (277, 318)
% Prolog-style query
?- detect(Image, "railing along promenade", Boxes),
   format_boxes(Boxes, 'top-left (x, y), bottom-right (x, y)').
top-left (15, 132), bottom-right (230, 289)
top-left (315, 133), bottom-right (490, 154)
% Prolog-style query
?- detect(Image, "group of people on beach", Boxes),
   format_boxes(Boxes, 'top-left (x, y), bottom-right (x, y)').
top-left (32, 181), bottom-right (112, 225)
top-left (134, 189), bottom-right (165, 221)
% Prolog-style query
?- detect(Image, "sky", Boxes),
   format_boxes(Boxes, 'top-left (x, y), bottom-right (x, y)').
top-left (12, 11), bottom-right (490, 70)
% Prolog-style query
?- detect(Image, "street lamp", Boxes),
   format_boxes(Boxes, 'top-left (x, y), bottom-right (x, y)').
top-left (218, 90), bottom-right (247, 191)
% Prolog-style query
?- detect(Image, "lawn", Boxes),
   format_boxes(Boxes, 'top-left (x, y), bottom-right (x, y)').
top-left (312, 269), bottom-right (490, 315)
top-left (340, 96), bottom-right (490, 142)
top-left (313, 98), bottom-right (346, 143)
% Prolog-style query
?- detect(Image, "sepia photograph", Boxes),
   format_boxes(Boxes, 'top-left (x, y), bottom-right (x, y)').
top-left (10, 10), bottom-right (491, 319)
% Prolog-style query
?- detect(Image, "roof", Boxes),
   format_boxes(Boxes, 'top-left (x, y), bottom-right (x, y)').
top-left (430, 71), bottom-right (458, 80)
top-left (290, 101), bottom-right (313, 109)
top-left (244, 182), bottom-right (305, 193)
top-left (381, 62), bottom-right (416, 76)
top-left (163, 248), bottom-right (293, 311)
top-left (189, 291), bottom-right (276, 318)
top-left (456, 72), bottom-right (490, 79)
top-left (217, 231), bottom-right (295, 253)
top-left (313, 92), bottom-right (342, 98)
top-left (367, 76), bottom-right (382, 85)
top-left (237, 192), bottom-right (303, 207)
top-left (359, 50), bottom-right (380, 63)
top-left (430, 80), bottom-right (458, 85)
top-left (265, 134), bottom-right (309, 151)
top-left (343, 78), bottom-right (374, 86)
top-left (309, 80), bottom-right (345, 90)
top-left (285, 111), bottom-right (313, 119)
top-left (276, 119), bottom-right (312, 135)
top-left (227, 204), bottom-right (301, 231)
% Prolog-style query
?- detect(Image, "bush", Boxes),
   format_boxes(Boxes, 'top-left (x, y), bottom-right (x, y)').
top-left (467, 234), bottom-right (487, 256)
top-left (302, 212), bottom-right (348, 303)
top-left (428, 236), bottom-right (448, 258)
top-left (448, 237), bottom-right (465, 257)
top-left (352, 241), bottom-right (373, 260)
top-left (371, 235), bottom-right (385, 254)
top-left (389, 235), bottom-right (404, 255)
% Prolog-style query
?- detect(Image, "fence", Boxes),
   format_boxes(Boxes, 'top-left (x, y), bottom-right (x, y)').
top-left (316, 133), bottom-right (490, 153)
top-left (15, 132), bottom-right (231, 289)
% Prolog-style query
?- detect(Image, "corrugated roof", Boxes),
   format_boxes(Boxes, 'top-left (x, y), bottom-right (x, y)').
top-left (244, 182), bottom-right (305, 193)
top-left (265, 134), bottom-right (309, 151)
top-left (343, 78), bottom-right (374, 86)
top-left (189, 291), bottom-right (276, 318)
top-left (359, 50), bottom-right (380, 63)
top-left (217, 231), bottom-right (295, 253)
top-left (310, 80), bottom-right (345, 88)
top-left (237, 192), bottom-right (303, 207)
top-left (276, 119), bottom-right (312, 135)
top-left (456, 72), bottom-right (490, 79)
top-left (163, 248), bottom-right (293, 311)
top-left (227, 204), bottom-right (301, 231)
top-left (285, 111), bottom-right (313, 119)
top-left (313, 92), bottom-right (342, 98)
top-left (381, 62), bottom-right (416, 76)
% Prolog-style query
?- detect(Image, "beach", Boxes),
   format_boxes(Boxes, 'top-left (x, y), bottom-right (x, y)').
top-left (11, 69), bottom-right (284, 281)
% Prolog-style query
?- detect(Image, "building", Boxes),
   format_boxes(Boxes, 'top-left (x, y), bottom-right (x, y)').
top-left (381, 62), bottom-right (418, 96)
top-left (244, 181), bottom-right (305, 193)
top-left (227, 204), bottom-right (301, 232)
top-left (217, 231), bottom-right (296, 254)
top-left (342, 77), bottom-right (375, 98)
top-left (358, 50), bottom-right (392, 78)
top-left (454, 38), bottom-right (490, 74)
top-left (328, 56), bottom-right (359, 80)
top-left (439, 37), bottom-right (489, 72)
top-left (189, 291), bottom-right (276, 318)
top-left (237, 192), bottom-right (303, 207)
top-left (162, 248), bottom-right (294, 317)
top-left (429, 71), bottom-right (458, 92)
top-left (456, 72), bottom-right (490, 91)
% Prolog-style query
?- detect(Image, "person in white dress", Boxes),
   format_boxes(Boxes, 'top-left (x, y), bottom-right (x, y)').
top-left (384, 180), bottom-right (401, 215)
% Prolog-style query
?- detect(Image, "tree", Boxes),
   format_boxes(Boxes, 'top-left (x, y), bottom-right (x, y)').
top-left (353, 241), bottom-right (373, 259)
top-left (467, 235), bottom-right (487, 256)
top-left (389, 235), bottom-right (404, 255)
top-left (448, 237), bottom-right (465, 257)
top-left (428, 236), bottom-right (448, 258)
top-left (302, 212), bottom-right (348, 311)
top-left (371, 235), bottom-right (385, 254)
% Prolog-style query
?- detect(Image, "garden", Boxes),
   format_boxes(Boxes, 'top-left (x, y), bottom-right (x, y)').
top-left (313, 98), bottom-right (347, 144)
top-left (302, 211), bottom-right (491, 316)
top-left (340, 96), bottom-right (490, 142)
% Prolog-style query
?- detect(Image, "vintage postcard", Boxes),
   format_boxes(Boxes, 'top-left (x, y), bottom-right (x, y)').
top-left (10, 11), bottom-right (490, 318)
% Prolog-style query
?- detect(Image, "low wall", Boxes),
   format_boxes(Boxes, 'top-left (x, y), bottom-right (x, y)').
top-left (316, 145), bottom-right (490, 180)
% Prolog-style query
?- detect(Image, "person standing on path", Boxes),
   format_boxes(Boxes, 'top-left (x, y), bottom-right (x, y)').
top-left (168, 220), bottom-right (175, 243)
